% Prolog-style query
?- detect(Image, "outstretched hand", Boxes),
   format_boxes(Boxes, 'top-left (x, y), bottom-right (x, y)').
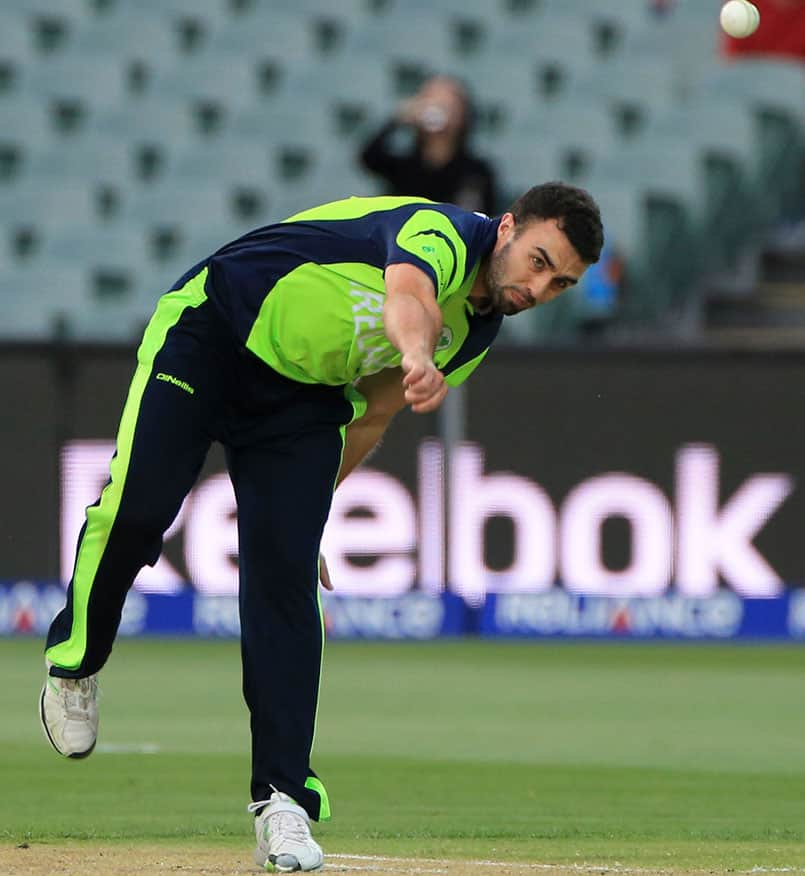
top-left (401, 352), bottom-right (448, 413)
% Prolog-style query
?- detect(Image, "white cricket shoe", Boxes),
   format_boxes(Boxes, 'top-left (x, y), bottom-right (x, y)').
top-left (249, 790), bottom-right (324, 872)
top-left (39, 667), bottom-right (99, 758)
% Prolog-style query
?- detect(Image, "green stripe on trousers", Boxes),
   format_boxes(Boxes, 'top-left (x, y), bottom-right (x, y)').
top-left (46, 269), bottom-right (209, 670)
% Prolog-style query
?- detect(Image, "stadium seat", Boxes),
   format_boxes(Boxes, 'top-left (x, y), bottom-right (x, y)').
top-left (460, 16), bottom-right (599, 109)
top-left (695, 60), bottom-right (805, 219)
top-left (272, 153), bottom-right (380, 213)
top-left (593, 136), bottom-right (720, 233)
top-left (0, 98), bottom-right (56, 183)
top-left (127, 0), bottom-right (227, 20)
top-left (67, 11), bottom-right (182, 81)
top-left (3, 0), bottom-right (88, 14)
top-left (0, 14), bottom-right (34, 68)
top-left (624, 6), bottom-right (723, 93)
top-left (500, 97), bottom-right (622, 183)
top-left (279, 57), bottom-right (396, 138)
top-left (273, 0), bottom-right (367, 11)
top-left (2, 179), bottom-right (98, 230)
top-left (228, 101), bottom-right (334, 152)
top-left (118, 180), bottom-right (258, 248)
top-left (696, 58), bottom-right (805, 125)
top-left (480, 135), bottom-right (564, 207)
top-left (33, 223), bottom-right (161, 340)
top-left (541, 0), bottom-right (653, 29)
top-left (0, 263), bottom-right (90, 340)
top-left (1, 95), bottom-right (55, 145)
top-left (149, 54), bottom-right (276, 114)
top-left (0, 229), bottom-right (12, 273)
top-left (538, 0), bottom-right (657, 64)
top-left (208, 9), bottom-right (319, 61)
top-left (565, 54), bottom-right (678, 136)
top-left (340, 12), bottom-right (455, 79)
top-left (644, 99), bottom-right (756, 193)
top-left (23, 134), bottom-right (142, 189)
top-left (36, 224), bottom-right (152, 272)
top-left (383, 0), bottom-right (497, 16)
top-left (170, 138), bottom-right (273, 183)
top-left (673, 0), bottom-right (733, 21)
top-left (2, 0), bottom-right (89, 34)
top-left (19, 54), bottom-right (131, 111)
top-left (91, 99), bottom-right (197, 151)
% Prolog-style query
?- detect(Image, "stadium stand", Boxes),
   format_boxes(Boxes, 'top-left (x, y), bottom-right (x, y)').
top-left (1, 0), bottom-right (803, 344)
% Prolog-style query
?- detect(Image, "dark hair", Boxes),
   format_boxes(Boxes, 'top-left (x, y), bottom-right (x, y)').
top-left (509, 182), bottom-right (604, 264)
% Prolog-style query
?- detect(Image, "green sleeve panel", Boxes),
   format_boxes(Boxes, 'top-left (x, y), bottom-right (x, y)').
top-left (393, 209), bottom-right (468, 302)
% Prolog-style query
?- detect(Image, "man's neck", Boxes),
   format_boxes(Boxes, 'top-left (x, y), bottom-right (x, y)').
top-left (467, 256), bottom-right (492, 314)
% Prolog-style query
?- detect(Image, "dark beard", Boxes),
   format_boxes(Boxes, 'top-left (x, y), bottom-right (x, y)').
top-left (480, 248), bottom-right (505, 315)
top-left (483, 244), bottom-right (520, 316)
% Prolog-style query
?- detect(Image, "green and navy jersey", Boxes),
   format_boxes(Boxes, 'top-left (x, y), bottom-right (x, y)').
top-left (204, 195), bottom-right (502, 387)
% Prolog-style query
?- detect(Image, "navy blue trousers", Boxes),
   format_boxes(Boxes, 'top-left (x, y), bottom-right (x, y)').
top-left (46, 272), bottom-right (356, 820)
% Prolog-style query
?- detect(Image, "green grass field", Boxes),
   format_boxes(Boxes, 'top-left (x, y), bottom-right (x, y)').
top-left (4, 637), bottom-right (805, 871)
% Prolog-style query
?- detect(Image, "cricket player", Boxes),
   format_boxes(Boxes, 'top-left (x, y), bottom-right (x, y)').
top-left (40, 182), bottom-right (603, 871)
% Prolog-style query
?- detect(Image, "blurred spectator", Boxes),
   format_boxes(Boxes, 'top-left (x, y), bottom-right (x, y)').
top-left (576, 235), bottom-right (625, 338)
top-left (721, 0), bottom-right (805, 61)
top-left (359, 75), bottom-right (499, 215)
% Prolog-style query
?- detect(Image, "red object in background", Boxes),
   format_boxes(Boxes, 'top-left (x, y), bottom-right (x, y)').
top-left (721, 0), bottom-right (805, 61)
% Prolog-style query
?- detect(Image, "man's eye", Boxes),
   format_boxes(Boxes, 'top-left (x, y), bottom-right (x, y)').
top-left (532, 257), bottom-right (544, 269)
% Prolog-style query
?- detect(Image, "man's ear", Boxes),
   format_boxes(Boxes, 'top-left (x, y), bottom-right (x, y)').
top-left (495, 212), bottom-right (516, 247)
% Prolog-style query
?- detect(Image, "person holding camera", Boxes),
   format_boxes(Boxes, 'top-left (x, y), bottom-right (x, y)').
top-left (360, 75), bottom-right (499, 215)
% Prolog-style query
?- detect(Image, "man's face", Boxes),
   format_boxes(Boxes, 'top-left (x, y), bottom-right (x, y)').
top-left (483, 216), bottom-right (588, 316)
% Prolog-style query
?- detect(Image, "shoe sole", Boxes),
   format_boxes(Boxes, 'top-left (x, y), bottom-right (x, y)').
top-left (38, 685), bottom-right (96, 759)
top-left (260, 854), bottom-right (324, 873)
top-left (266, 856), bottom-right (324, 873)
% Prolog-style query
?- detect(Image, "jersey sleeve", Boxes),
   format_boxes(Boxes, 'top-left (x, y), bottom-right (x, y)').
top-left (382, 207), bottom-right (469, 302)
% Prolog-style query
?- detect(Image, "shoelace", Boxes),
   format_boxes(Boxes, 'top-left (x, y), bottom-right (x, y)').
top-left (267, 810), bottom-right (311, 844)
top-left (59, 676), bottom-right (98, 718)
top-left (247, 796), bottom-right (311, 844)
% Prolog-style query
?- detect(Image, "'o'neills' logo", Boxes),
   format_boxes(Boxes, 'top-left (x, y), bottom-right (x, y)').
top-left (156, 372), bottom-right (195, 395)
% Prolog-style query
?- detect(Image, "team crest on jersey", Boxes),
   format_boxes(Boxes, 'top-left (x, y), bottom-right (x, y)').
top-left (436, 327), bottom-right (453, 351)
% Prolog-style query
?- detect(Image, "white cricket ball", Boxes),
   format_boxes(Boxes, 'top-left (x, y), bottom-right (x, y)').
top-left (720, 0), bottom-right (760, 38)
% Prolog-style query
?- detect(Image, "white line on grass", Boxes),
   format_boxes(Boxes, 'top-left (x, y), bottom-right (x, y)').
top-left (329, 855), bottom-right (805, 875)
top-left (328, 854), bottom-right (660, 874)
top-left (327, 866), bottom-right (447, 874)
top-left (95, 742), bottom-right (161, 754)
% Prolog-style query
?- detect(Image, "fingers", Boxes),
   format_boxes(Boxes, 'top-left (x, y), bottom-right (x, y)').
top-left (402, 361), bottom-right (426, 387)
top-left (410, 381), bottom-right (448, 414)
top-left (403, 371), bottom-right (447, 413)
top-left (401, 352), bottom-right (446, 413)
top-left (404, 367), bottom-right (443, 400)
top-left (319, 553), bottom-right (334, 591)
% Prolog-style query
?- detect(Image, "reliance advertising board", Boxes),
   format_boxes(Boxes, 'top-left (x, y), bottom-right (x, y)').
top-left (2, 583), bottom-right (805, 640)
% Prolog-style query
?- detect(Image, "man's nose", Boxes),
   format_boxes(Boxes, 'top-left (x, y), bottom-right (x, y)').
top-left (530, 277), bottom-right (553, 302)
